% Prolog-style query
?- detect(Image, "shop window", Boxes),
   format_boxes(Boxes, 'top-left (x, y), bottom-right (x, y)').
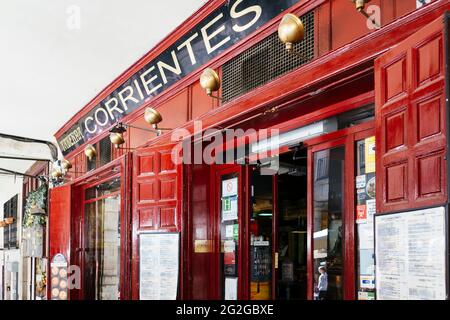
top-left (83, 177), bottom-right (121, 300)
top-left (222, 10), bottom-right (315, 102)
top-left (220, 173), bottom-right (239, 299)
top-left (355, 137), bottom-right (376, 300)
top-left (313, 147), bottom-right (345, 300)
top-left (3, 194), bottom-right (19, 249)
top-left (85, 178), bottom-right (121, 200)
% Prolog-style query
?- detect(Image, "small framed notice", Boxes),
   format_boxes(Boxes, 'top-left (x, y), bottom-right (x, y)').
top-left (139, 232), bottom-right (180, 300)
top-left (224, 277), bottom-right (238, 300)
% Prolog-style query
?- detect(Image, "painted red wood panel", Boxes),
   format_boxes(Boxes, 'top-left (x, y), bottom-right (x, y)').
top-left (375, 14), bottom-right (447, 213)
top-left (48, 184), bottom-right (72, 299)
top-left (329, 0), bottom-right (418, 51)
top-left (131, 143), bottom-right (183, 299)
top-left (191, 80), bottom-right (216, 120)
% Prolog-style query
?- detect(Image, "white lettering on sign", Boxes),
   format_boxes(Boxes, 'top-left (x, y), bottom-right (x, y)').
top-left (231, 0), bottom-right (262, 32)
top-left (58, 0), bottom-right (304, 155)
top-left (201, 13), bottom-right (231, 55)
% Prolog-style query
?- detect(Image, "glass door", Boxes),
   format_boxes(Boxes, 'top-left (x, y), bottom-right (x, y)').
top-left (215, 165), bottom-right (244, 300)
top-left (249, 167), bottom-right (274, 300)
top-left (83, 177), bottom-right (121, 300)
top-left (354, 132), bottom-right (376, 300)
top-left (311, 140), bottom-right (346, 300)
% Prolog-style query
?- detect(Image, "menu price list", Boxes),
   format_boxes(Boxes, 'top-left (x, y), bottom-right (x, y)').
top-left (375, 207), bottom-right (446, 300)
top-left (139, 233), bottom-right (180, 300)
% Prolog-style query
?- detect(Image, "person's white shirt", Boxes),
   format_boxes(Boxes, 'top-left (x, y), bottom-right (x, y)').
top-left (318, 273), bottom-right (328, 291)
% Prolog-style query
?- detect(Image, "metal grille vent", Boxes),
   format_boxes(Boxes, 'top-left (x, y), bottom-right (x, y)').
top-left (86, 137), bottom-right (112, 171)
top-left (222, 10), bottom-right (315, 102)
top-left (99, 137), bottom-right (112, 167)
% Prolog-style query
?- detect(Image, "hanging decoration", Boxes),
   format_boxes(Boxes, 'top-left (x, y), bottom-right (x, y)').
top-left (22, 183), bottom-right (48, 258)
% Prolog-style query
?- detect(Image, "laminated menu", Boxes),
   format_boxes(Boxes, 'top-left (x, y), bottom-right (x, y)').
top-left (375, 207), bottom-right (446, 300)
top-left (139, 233), bottom-right (180, 300)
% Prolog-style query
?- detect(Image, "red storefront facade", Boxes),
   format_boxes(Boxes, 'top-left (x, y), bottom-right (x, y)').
top-left (48, 0), bottom-right (450, 300)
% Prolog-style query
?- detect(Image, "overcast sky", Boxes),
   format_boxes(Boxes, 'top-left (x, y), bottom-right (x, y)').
top-left (0, 0), bottom-right (206, 207)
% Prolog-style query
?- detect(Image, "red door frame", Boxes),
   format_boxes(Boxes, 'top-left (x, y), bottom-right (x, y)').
top-left (306, 123), bottom-right (375, 300)
top-left (243, 165), bottom-right (279, 300)
top-left (212, 164), bottom-right (247, 299)
top-left (71, 154), bottom-right (132, 300)
top-left (210, 121), bottom-right (375, 300)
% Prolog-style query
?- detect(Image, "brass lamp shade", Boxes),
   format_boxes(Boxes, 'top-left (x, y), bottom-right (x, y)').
top-left (144, 107), bottom-right (163, 126)
top-left (84, 144), bottom-right (97, 161)
top-left (110, 132), bottom-right (125, 148)
top-left (5, 217), bottom-right (14, 225)
top-left (278, 13), bottom-right (305, 51)
top-left (200, 68), bottom-right (221, 96)
top-left (51, 169), bottom-right (63, 179)
top-left (61, 159), bottom-right (72, 170)
top-left (352, 0), bottom-right (370, 11)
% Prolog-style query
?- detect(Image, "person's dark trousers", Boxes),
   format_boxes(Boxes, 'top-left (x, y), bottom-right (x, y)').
top-left (318, 291), bottom-right (327, 300)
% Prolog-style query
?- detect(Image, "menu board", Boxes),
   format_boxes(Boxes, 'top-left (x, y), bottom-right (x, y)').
top-left (375, 207), bottom-right (447, 300)
top-left (139, 233), bottom-right (180, 300)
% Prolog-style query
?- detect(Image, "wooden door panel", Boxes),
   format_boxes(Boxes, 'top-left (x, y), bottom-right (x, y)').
top-left (382, 55), bottom-right (408, 103)
top-left (131, 143), bottom-right (182, 299)
top-left (48, 184), bottom-right (72, 299)
top-left (375, 15), bottom-right (447, 213)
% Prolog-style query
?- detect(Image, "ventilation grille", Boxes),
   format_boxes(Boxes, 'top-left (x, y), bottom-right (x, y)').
top-left (86, 137), bottom-right (112, 171)
top-left (222, 10), bottom-right (315, 102)
top-left (99, 137), bottom-right (112, 167)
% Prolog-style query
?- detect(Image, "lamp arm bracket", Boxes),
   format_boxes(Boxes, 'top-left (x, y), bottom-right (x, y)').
top-left (123, 123), bottom-right (159, 134)
top-left (208, 94), bottom-right (228, 103)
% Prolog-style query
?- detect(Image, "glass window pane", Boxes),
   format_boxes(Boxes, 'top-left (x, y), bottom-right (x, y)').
top-left (84, 187), bottom-right (121, 300)
top-left (220, 173), bottom-right (239, 299)
top-left (313, 146), bottom-right (345, 300)
top-left (85, 178), bottom-right (121, 200)
top-left (355, 136), bottom-right (376, 300)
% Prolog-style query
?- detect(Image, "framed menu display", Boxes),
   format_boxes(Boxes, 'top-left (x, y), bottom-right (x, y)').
top-left (139, 232), bottom-right (180, 300)
top-left (375, 207), bottom-right (447, 300)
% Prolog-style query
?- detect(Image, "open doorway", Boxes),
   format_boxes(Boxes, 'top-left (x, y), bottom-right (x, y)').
top-left (249, 146), bottom-right (308, 300)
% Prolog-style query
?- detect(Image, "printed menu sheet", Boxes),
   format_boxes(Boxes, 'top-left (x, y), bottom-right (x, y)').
top-left (139, 233), bottom-right (180, 300)
top-left (375, 207), bottom-right (446, 300)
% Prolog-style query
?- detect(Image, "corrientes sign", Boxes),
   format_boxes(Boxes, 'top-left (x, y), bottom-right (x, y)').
top-left (58, 0), bottom-right (300, 156)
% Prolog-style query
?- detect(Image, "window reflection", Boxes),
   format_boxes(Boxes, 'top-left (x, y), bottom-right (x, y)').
top-left (84, 178), bottom-right (121, 300)
top-left (313, 147), bottom-right (345, 300)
